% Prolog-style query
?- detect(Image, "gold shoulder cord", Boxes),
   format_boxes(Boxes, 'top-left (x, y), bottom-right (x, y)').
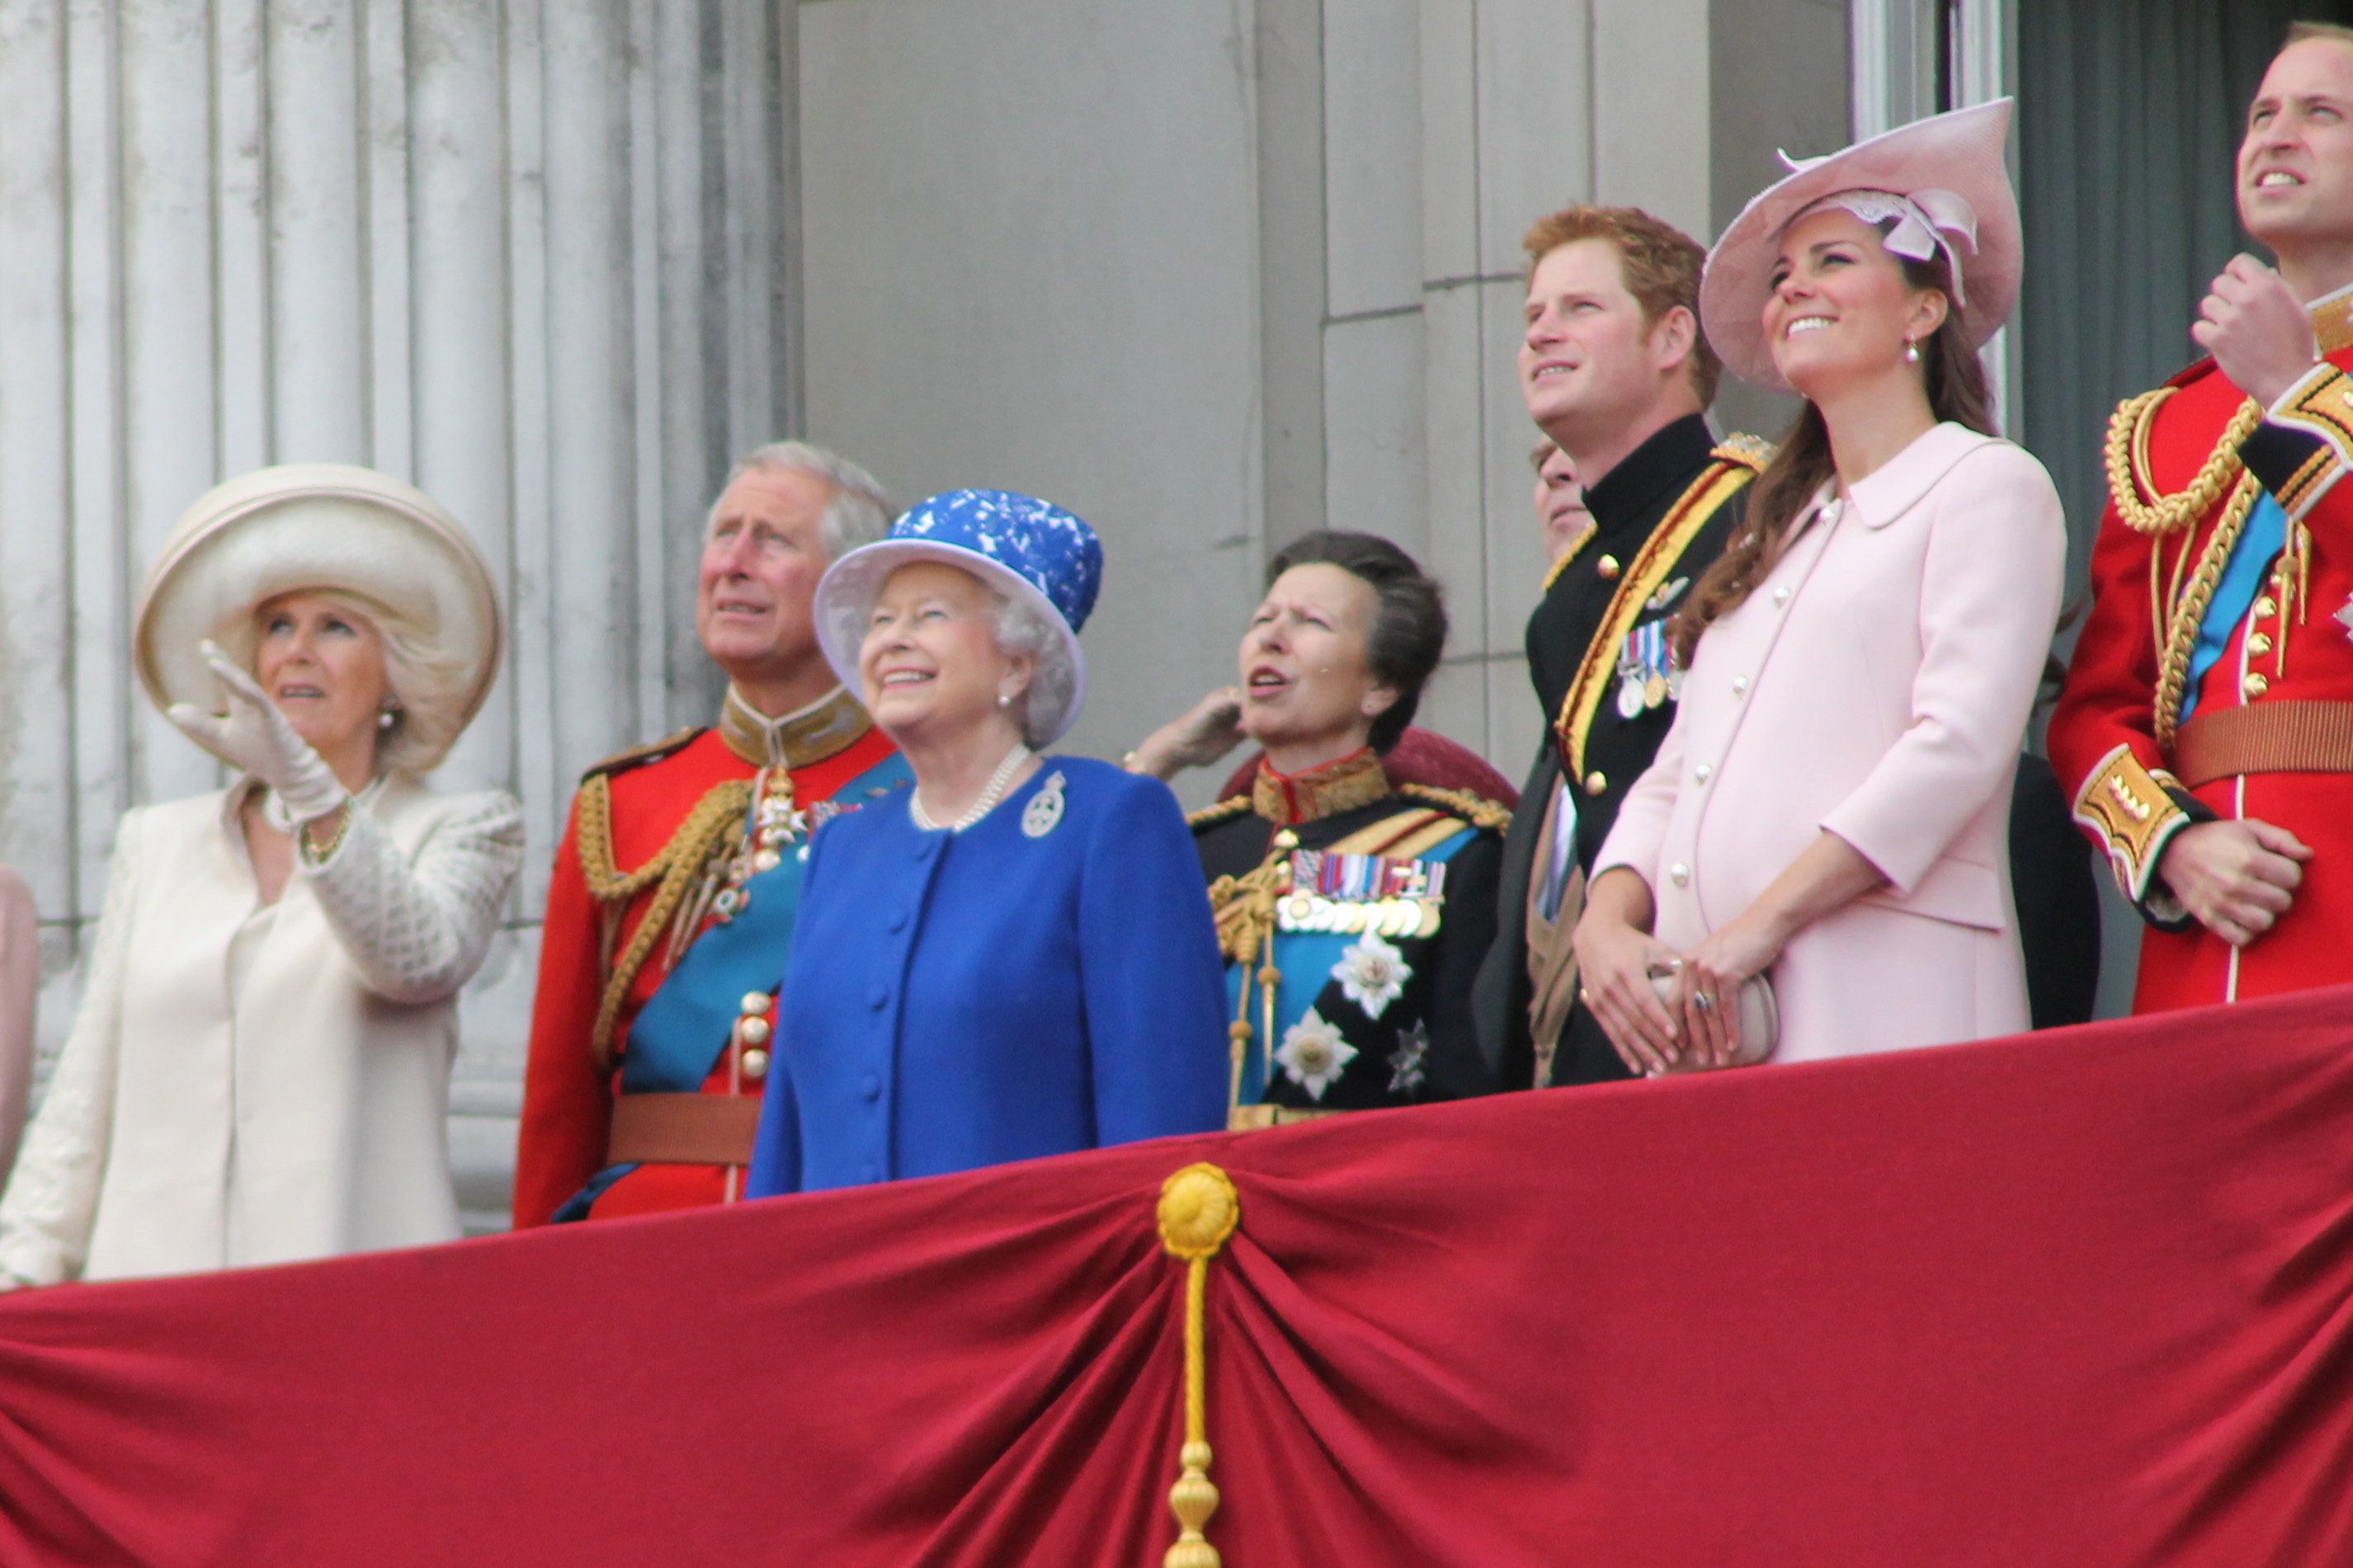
top-left (1397, 782), bottom-right (1512, 832)
top-left (2102, 390), bottom-right (2267, 746)
top-left (574, 774), bottom-right (754, 1068)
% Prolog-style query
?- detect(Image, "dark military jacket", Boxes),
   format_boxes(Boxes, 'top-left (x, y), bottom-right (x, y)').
top-left (1195, 756), bottom-right (1507, 1114)
top-left (1472, 413), bottom-right (1759, 1090)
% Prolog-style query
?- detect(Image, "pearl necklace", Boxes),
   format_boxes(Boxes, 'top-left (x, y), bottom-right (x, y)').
top-left (909, 743), bottom-right (1034, 833)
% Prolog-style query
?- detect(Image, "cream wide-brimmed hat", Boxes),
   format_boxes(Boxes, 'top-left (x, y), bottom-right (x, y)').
top-left (134, 464), bottom-right (503, 775)
top-left (1701, 98), bottom-right (2020, 393)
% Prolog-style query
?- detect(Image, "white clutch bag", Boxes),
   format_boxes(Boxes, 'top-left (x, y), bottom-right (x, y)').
top-left (1648, 967), bottom-right (1778, 1071)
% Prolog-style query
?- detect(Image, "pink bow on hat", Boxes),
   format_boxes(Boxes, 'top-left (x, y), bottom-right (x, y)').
top-left (1792, 187), bottom-right (1981, 303)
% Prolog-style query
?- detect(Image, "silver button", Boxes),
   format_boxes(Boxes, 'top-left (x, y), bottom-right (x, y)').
top-left (1732, 676), bottom-right (1749, 696)
top-left (1695, 764), bottom-right (1713, 784)
top-left (1669, 863), bottom-right (1690, 887)
top-left (1772, 586), bottom-right (1791, 606)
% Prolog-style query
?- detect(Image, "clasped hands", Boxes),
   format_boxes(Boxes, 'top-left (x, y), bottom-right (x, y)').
top-left (2157, 818), bottom-right (2312, 948)
top-left (1574, 901), bottom-right (1783, 1079)
top-left (165, 640), bottom-right (349, 824)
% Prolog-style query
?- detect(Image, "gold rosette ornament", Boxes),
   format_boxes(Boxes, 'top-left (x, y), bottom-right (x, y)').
top-left (1158, 1162), bottom-right (1241, 1568)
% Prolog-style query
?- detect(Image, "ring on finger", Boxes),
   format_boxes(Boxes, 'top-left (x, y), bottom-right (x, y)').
top-left (1693, 991), bottom-right (1715, 1011)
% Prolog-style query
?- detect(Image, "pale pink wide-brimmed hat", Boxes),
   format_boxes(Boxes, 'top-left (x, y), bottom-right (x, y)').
top-left (1701, 98), bottom-right (2019, 393)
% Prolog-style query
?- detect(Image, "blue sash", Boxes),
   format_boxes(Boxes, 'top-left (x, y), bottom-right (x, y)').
top-left (621, 751), bottom-right (912, 1094)
top-left (2180, 492), bottom-right (2286, 727)
top-left (1228, 822), bottom-right (1477, 1104)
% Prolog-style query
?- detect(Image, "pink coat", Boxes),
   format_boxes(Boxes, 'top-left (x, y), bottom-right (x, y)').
top-left (1595, 423), bottom-right (2066, 1062)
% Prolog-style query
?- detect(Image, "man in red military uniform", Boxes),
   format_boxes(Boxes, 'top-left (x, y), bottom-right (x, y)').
top-left (512, 444), bottom-right (909, 1225)
top-left (2051, 24), bottom-right (2353, 1012)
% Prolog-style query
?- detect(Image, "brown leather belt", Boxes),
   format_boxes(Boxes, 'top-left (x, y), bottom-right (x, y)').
top-left (606, 1093), bottom-right (762, 1167)
top-left (2174, 699), bottom-right (2353, 789)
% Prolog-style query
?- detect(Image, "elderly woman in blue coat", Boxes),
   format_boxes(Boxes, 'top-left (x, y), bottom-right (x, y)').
top-left (745, 491), bottom-right (1228, 1194)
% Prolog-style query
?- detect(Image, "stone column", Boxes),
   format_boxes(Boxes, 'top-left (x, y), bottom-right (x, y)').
top-left (0, 0), bottom-right (798, 1228)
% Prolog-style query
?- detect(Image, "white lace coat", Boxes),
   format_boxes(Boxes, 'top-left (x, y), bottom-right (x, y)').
top-left (0, 775), bottom-right (522, 1285)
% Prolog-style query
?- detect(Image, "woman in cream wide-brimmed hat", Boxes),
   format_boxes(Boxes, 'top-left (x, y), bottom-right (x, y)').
top-left (0, 464), bottom-right (523, 1287)
top-left (1573, 101), bottom-right (2068, 1074)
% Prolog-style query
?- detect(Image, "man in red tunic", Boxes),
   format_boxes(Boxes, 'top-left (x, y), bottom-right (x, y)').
top-left (512, 444), bottom-right (908, 1226)
top-left (2051, 24), bottom-right (2353, 1011)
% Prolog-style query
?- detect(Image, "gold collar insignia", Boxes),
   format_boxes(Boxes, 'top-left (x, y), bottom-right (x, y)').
top-left (1251, 747), bottom-right (1391, 826)
top-left (718, 683), bottom-right (873, 770)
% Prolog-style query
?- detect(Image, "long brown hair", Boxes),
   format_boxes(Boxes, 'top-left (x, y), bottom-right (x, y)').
top-left (1670, 238), bottom-right (1995, 663)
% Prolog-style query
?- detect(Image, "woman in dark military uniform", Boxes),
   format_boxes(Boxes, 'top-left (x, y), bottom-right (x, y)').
top-left (1192, 532), bottom-right (1509, 1128)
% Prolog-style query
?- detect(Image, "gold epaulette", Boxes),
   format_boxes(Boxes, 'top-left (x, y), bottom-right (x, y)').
top-left (1187, 795), bottom-right (1255, 831)
top-left (1712, 432), bottom-right (1776, 472)
top-left (1398, 782), bottom-right (1512, 832)
top-left (580, 726), bottom-right (705, 784)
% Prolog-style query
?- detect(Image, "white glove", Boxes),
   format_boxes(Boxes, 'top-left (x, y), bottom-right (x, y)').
top-left (166, 640), bottom-right (350, 822)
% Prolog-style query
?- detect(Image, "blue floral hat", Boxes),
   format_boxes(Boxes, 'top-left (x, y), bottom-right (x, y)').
top-left (813, 488), bottom-right (1104, 745)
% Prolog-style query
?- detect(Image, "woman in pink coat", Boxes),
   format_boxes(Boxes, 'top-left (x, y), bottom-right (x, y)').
top-left (1573, 101), bottom-right (2065, 1072)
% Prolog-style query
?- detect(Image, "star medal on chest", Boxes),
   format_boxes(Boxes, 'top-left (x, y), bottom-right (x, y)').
top-left (711, 769), bottom-right (806, 925)
top-left (1021, 770), bottom-right (1067, 838)
top-left (1616, 619), bottom-right (1676, 720)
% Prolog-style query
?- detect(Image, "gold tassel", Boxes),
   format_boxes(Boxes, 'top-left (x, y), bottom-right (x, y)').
top-left (1158, 1163), bottom-right (1241, 1568)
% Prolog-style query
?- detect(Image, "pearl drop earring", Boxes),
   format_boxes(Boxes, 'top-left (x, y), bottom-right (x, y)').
top-left (996, 693), bottom-right (1011, 709)
top-left (1903, 338), bottom-right (1921, 365)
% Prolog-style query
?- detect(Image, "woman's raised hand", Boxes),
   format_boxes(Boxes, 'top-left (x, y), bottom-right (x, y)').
top-left (1572, 868), bottom-right (1684, 1076)
top-left (1124, 686), bottom-right (1246, 779)
top-left (166, 640), bottom-right (347, 821)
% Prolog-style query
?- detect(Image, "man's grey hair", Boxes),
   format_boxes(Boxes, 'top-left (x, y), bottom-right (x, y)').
top-left (989, 590), bottom-right (1075, 749)
top-left (712, 440), bottom-right (890, 561)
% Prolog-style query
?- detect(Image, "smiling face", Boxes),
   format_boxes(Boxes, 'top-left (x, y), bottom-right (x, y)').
top-left (1518, 238), bottom-right (1697, 447)
top-left (858, 561), bottom-right (1031, 747)
top-left (1763, 207), bottom-right (1948, 399)
top-left (696, 464), bottom-right (836, 690)
top-left (1532, 444), bottom-right (1591, 563)
top-left (1237, 563), bottom-right (1394, 763)
top-left (2239, 38), bottom-right (2353, 262)
top-left (252, 592), bottom-right (391, 761)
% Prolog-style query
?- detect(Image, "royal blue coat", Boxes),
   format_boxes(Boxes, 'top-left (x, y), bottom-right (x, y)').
top-left (746, 757), bottom-right (1228, 1195)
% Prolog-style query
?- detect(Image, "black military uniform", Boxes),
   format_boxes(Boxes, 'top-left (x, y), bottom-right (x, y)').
top-left (1473, 412), bottom-right (1764, 1089)
top-left (1195, 751), bottom-right (1508, 1123)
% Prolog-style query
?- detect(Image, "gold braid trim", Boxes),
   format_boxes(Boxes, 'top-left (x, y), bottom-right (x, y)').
top-left (576, 776), bottom-right (754, 1068)
top-left (2150, 472), bottom-right (2262, 748)
top-left (1554, 459), bottom-right (1756, 779)
top-left (1186, 796), bottom-right (1254, 831)
top-left (2104, 388), bottom-right (2263, 536)
top-left (1398, 782), bottom-right (1512, 832)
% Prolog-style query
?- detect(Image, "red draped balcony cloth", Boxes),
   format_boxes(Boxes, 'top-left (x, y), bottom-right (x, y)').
top-left (2, 986), bottom-right (2351, 1565)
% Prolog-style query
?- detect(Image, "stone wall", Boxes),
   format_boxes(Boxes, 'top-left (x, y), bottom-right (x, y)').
top-left (0, 0), bottom-right (1858, 1231)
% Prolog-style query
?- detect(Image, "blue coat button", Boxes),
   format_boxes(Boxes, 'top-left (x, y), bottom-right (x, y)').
top-left (866, 984), bottom-right (889, 1010)
top-left (859, 1161), bottom-right (880, 1184)
top-left (861, 1073), bottom-right (881, 1103)
top-left (887, 907), bottom-right (909, 932)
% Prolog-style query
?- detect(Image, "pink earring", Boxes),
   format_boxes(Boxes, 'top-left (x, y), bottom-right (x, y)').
top-left (1903, 338), bottom-right (1921, 365)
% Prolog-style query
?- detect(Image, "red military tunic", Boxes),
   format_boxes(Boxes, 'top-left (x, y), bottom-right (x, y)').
top-left (512, 688), bottom-right (900, 1227)
top-left (2049, 289), bottom-right (2353, 1012)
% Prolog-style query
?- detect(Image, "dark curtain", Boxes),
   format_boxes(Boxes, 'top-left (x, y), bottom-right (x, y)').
top-left (2017, 0), bottom-right (2353, 591)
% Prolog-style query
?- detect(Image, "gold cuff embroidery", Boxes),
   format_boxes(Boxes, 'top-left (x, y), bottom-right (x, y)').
top-left (2266, 365), bottom-right (2353, 513)
top-left (2070, 744), bottom-right (2192, 903)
